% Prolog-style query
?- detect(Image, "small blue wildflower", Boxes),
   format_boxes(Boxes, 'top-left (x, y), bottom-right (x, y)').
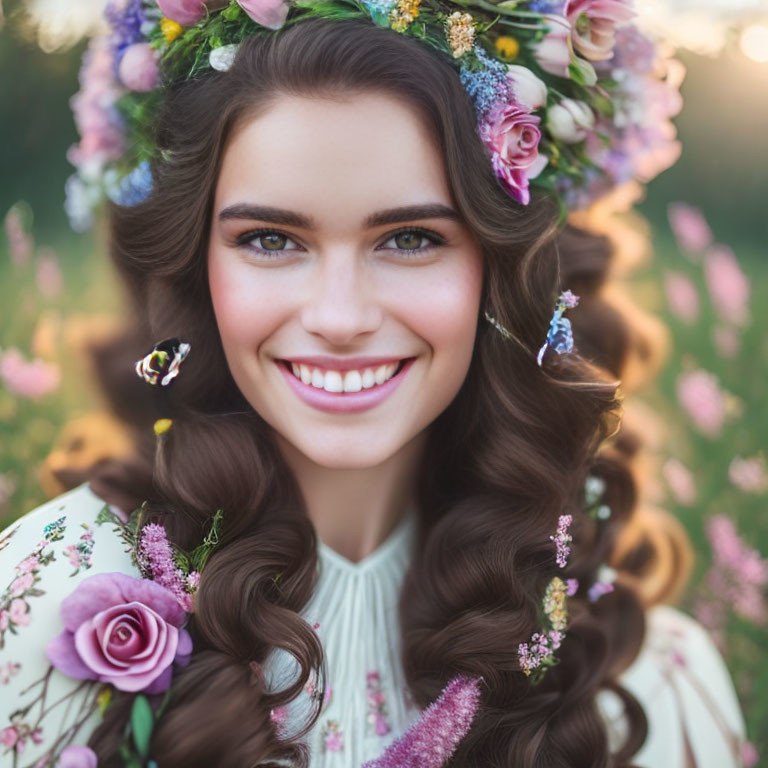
top-left (459, 44), bottom-right (511, 122)
top-left (537, 292), bottom-right (580, 366)
top-left (107, 161), bottom-right (154, 207)
top-left (528, 0), bottom-right (565, 13)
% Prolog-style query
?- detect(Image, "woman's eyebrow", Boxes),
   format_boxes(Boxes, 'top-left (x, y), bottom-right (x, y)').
top-left (217, 202), bottom-right (461, 229)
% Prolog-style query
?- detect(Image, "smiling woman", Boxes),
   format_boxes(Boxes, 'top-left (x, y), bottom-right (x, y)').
top-left (0, 9), bottom-right (747, 768)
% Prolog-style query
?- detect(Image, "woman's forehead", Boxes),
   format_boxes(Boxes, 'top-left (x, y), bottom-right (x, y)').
top-left (215, 91), bottom-right (453, 227)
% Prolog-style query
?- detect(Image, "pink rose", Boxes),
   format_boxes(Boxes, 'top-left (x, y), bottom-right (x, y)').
top-left (156, 0), bottom-right (207, 26)
top-left (58, 745), bottom-right (98, 768)
top-left (479, 101), bottom-right (546, 205)
top-left (238, 0), bottom-right (291, 29)
top-left (118, 43), bottom-right (160, 93)
top-left (533, 15), bottom-right (572, 78)
top-left (47, 572), bottom-right (192, 694)
top-left (564, 0), bottom-right (635, 62)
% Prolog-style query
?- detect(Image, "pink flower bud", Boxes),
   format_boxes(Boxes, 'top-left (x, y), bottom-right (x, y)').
top-left (156, 0), bottom-right (207, 26)
top-left (118, 43), bottom-right (160, 93)
top-left (238, 0), bottom-right (291, 29)
top-left (533, 15), bottom-right (572, 78)
top-left (546, 98), bottom-right (595, 143)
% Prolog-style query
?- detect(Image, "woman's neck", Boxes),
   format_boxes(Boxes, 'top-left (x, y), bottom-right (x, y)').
top-left (275, 430), bottom-right (426, 564)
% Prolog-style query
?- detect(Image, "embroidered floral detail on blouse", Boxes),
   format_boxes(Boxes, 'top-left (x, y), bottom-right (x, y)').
top-left (0, 714), bottom-right (44, 757)
top-left (320, 718), bottom-right (344, 753)
top-left (63, 523), bottom-right (95, 576)
top-left (365, 670), bottom-right (392, 737)
top-left (305, 676), bottom-right (332, 710)
top-left (0, 516), bottom-right (67, 649)
top-left (0, 661), bottom-right (21, 686)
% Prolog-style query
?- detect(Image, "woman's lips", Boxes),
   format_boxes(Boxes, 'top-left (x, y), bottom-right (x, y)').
top-left (276, 357), bottom-right (416, 414)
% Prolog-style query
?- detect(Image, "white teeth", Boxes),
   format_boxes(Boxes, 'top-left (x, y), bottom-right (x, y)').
top-left (287, 361), bottom-right (405, 392)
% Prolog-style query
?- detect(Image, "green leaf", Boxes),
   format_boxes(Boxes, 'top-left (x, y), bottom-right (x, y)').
top-left (130, 695), bottom-right (155, 759)
top-left (221, 2), bottom-right (243, 21)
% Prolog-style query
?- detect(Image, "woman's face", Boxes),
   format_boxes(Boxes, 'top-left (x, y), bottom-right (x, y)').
top-left (208, 91), bottom-right (484, 469)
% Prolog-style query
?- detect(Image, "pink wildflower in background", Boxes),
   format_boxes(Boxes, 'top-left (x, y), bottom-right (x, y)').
top-left (0, 348), bottom-right (60, 399)
top-left (661, 458), bottom-right (698, 505)
top-left (667, 202), bottom-right (712, 255)
top-left (676, 369), bottom-right (726, 438)
top-left (729, 455), bottom-right (768, 494)
top-left (704, 245), bottom-right (750, 327)
top-left (741, 741), bottom-right (760, 768)
top-left (4, 206), bottom-right (33, 267)
top-left (35, 247), bottom-right (63, 298)
top-left (663, 271), bottom-right (699, 324)
top-left (703, 515), bottom-right (768, 625)
top-left (712, 325), bottom-right (741, 359)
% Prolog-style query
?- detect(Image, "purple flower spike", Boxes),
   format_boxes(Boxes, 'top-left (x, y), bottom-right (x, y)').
top-left (362, 674), bottom-right (483, 768)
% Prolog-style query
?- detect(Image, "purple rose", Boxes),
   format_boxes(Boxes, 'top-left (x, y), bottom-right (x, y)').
top-left (478, 101), bottom-right (547, 205)
top-left (47, 572), bottom-right (192, 693)
top-left (118, 43), bottom-right (160, 92)
top-left (58, 745), bottom-right (98, 768)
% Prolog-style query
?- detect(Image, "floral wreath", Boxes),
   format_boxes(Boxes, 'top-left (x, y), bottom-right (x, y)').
top-left (64, 0), bottom-right (683, 231)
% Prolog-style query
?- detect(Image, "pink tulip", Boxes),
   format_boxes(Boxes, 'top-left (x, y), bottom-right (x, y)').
top-left (156, 0), bottom-right (207, 26)
top-left (238, 0), bottom-right (291, 29)
top-left (533, 15), bottom-right (572, 78)
top-left (564, 0), bottom-right (635, 62)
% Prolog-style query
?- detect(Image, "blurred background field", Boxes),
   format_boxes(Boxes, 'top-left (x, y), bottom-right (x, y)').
top-left (0, 0), bottom-right (767, 763)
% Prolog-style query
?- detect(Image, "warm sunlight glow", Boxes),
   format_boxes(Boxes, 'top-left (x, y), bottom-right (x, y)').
top-left (740, 24), bottom-right (768, 63)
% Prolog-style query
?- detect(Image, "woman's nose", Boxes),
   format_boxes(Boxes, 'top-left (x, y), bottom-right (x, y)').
top-left (299, 253), bottom-right (383, 345)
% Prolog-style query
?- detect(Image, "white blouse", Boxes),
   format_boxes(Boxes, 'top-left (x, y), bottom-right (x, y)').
top-left (0, 482), bottom-right (749, 767)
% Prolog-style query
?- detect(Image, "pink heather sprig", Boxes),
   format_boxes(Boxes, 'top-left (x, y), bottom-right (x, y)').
top-left (361, 674), bottom-right (483, 768)
top-left (549, 514), bottom-right (573, 568)
top-left (137, 523), bottom-right (200, 612)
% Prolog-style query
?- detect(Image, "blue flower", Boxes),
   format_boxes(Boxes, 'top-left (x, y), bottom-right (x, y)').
top-left (459, 45), bottom-right (511, 122)
top-left (107, 161), bottom-right (154, 207)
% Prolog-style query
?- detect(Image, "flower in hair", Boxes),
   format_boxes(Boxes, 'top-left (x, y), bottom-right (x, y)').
top-left (549, 513), bottom-right (573, 568)
top-left (588, 563), bottom-right (617, 602)
top-left (537, 291), bottom-right (580, 366)
top-left (362, 674), bottom-right (483, 768)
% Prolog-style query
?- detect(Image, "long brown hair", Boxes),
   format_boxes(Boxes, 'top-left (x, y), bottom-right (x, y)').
top-left (70, 17), bottom-right (692, 767)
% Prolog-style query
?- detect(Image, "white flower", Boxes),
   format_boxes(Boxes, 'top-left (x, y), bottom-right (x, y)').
top-left (506, 65), bottom-right (548, 111)
top-left (209, 44), bottom-right (240, 72)
top-left (546, 98), bottom-right (595, 143)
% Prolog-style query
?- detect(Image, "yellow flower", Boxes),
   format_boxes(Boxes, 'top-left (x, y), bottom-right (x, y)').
top-left (154, 418), bottom-right (173, 436)
top-left (495, 35), bottom-right (520, 61)
top-left (161, 18), bottom-right (183, 44)
top-left (445, 11), bottom-right (475, 58)
top-left (389, 0), bottom-right (421, 32)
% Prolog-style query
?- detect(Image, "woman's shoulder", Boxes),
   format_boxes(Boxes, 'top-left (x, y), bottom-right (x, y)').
top-left (597, 604), bottom-right (748, 768)
top-left (0, 482), bottom-right (140, 763)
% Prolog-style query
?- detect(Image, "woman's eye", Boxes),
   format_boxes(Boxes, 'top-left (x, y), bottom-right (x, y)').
top-left (379, 228), bottom-right (444, 258)
top-left (237, 230), bottom-right (303, 260)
